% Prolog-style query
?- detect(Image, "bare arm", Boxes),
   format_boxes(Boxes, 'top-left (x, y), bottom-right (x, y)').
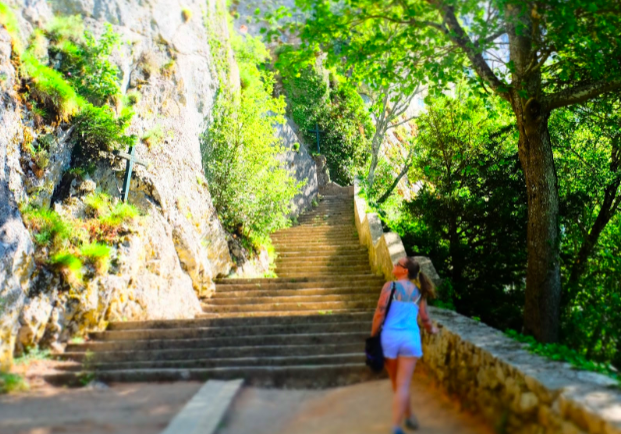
top-left (418, 298), bottom-right (439, 334)
top-left (371, 282), bottom-right (393, 336)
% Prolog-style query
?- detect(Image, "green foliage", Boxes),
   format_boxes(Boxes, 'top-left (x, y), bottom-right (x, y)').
top-left (22, 206), bottom-right (72, 248)
top-left (142, 125), bottom-right (165, 149)
top-left (202, 35), bottom-right (302, 244)
top-left (506, 330), bottom-right (620, 385)
top-left (14, 347), bottom-right (51, 365)
top-left (17, 14), bottom-right (131, 169)
top-left (278, 60), bottom-right (373, 185)
top-left (46, 15), bottom-right (85, 44)
top-left (21, 51), bottom-right (86, 121)
top-left (71, 104), bottom-right (135, 167)
top-left (549, 98), bottom-right (621, 369)
top-left (49, 251), bottom-right (83, 274)
top-left (375, 91), bottom-right (527, 331)
top-left (0, 2), bottom-right (23, 52)
top-left (23, 194), bottom-right (139, 287)
top-left (126, 91), bottom-right (141, 106)
top-left (80, 242), bottom-right (111, 259)
top-left (49, 22), bottom-right (121, 105)
top-left (0, 372), bottom-right (28, 394)
top-left (99, 202), bottom-right (139, 226)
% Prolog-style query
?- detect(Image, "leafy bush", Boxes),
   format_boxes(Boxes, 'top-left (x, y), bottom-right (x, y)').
top-left (278, 58), bottom-right (373, 185)
top-left (506, 329), bottom-right (620, 385)
top-left (48, 21), bottom-right (121, 105)
top-left (0, 372), bottom-right (28, 394)
top-left (374, 92), bottom-right (526, 331)
top-left (202, 35), bottom-right (303, 245)
top-left (71, 104), bottom-right (135, 167)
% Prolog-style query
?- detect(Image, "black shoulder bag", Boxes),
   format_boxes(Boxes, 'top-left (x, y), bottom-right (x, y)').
top-left (365, 282), bottom-right (397, 373)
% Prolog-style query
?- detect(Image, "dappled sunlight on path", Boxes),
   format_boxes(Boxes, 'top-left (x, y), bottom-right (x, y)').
top-left (219, 368), bottom-right (494, 434)
top-left (0, 382), bottom-right (201, 434)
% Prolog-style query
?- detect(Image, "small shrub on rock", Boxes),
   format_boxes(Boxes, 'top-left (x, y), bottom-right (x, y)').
top-left (71, 104), bottom-right (136, 167)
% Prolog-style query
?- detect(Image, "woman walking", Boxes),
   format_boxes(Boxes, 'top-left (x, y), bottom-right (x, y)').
top-left (371, 257), bottom-right (438, 434)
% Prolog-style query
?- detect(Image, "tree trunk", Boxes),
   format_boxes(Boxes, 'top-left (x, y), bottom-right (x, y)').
top-left (376, 154), bottom-right (413, 203)
top-left (514, 100), bottom-right (561, 343)
top-left (569, 179), bottom-right (621, 285)
top-left (367, 126), bottom-right (386, 188)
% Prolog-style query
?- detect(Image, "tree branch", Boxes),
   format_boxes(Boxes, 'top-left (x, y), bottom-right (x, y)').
top-left (433, 2), bottom-right (510, 101)
top-left (544, 79), bottom-right (621, 111)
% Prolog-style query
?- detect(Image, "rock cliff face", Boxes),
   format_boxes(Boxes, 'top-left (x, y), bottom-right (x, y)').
top-left (0, 0), bottom-right (237, 368)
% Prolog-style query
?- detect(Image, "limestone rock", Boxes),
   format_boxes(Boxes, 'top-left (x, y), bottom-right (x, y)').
top-left (0, 27), bottom-right (35, 370)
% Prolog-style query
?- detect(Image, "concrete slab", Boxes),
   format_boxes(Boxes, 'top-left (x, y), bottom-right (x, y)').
top-left (161, 379), bottom-right (244, 434)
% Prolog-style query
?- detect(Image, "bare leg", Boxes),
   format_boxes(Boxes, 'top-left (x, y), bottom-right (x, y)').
top-left (386, 358), bottom-right (413, 419)
top-left (385, 358), bottom-right (397, 391)
top-left (392, 357), bottom-right (417, 429)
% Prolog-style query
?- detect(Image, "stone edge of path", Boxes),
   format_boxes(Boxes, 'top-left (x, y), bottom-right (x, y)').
top-left (352, 179), bottom-right (440, 285)
top-left (160, 379), bottom-right (244, 434)
top-left (353, 179), bottom-right (621, 434)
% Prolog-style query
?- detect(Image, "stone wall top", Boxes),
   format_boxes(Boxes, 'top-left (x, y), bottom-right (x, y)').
top-left (424, 304), bottom-right (621, 434)
top-left (353, 179), bottom-right (440, 285)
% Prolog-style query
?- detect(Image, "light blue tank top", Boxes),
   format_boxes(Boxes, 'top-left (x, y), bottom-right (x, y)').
top-left (383, 280), bottom-right (421, 332)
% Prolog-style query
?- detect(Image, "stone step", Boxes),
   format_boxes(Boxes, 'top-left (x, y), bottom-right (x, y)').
top-left (274, 260), bottom-right (370, 269)
top-left (214, 282), bottom-right (383, 293)
top-left (275, 272), bottom-right (377, 278)
top-left (273, 246), bottom-right (367, 254)
top-left (60, 342), bottom-right (365, 362)
top-left (57, 353), bottom-right (364, 372)
top-left (197, 308), bottom-right (373, 319)
top-left (91, 321), bottom-right (370, 341)
top-left (202, 300), bottom-right (377, 314)
top-left (213, 287), bottom-right (380, 298)
top-left (108, 311), bottom-right (374, 331)
top-left (46, 363), bottom-right (376, 388)
top-left (274, 260), bottom-right (369, 269)
top-left (208, 294), bottom-right (376, 306)
top-left (274, 265), bottom-right (371, 273)
top-left (270, 233), bottom-right (358, 241)
top-left (274, 225), bottom-right (355, 234)
top-left (67, 332), bottom-right (369, 352)
top-left (273, 238), bottom-right (360, 244)
top-left (215, 276), bottom-right (381, 285)
top-left (275, 255), bottom-right (369, 264)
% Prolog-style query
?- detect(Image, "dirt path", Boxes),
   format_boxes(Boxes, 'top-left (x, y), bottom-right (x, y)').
top-left (0, 381), bottom-right (201, 434)
top-left (219, 369), bottom-right (494, 434)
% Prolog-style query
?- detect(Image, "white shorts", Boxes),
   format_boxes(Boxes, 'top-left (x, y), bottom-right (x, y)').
top-left (381, 329), bottom-right (423, 359)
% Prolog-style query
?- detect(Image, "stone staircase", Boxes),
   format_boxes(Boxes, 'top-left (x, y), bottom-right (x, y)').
top-left (53, 187), bottom-right (384, 387)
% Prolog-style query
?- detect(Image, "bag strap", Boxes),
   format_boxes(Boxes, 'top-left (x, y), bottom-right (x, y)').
top-left (381, 282), bottom-right (397, 331)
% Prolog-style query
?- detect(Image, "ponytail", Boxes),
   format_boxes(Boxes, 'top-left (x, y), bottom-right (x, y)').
top-left (402, 256), bottom-right (437, 300)
top-left (416, 271), bottom-right (436, 300)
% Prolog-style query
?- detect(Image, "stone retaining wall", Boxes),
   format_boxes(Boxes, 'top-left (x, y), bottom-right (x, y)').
top-left (352, 182), bottom-right (621, 434)
top-left (352, 180), bottom-right (440, 284)
top-left (423, 308), bottom-right (621, 434)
